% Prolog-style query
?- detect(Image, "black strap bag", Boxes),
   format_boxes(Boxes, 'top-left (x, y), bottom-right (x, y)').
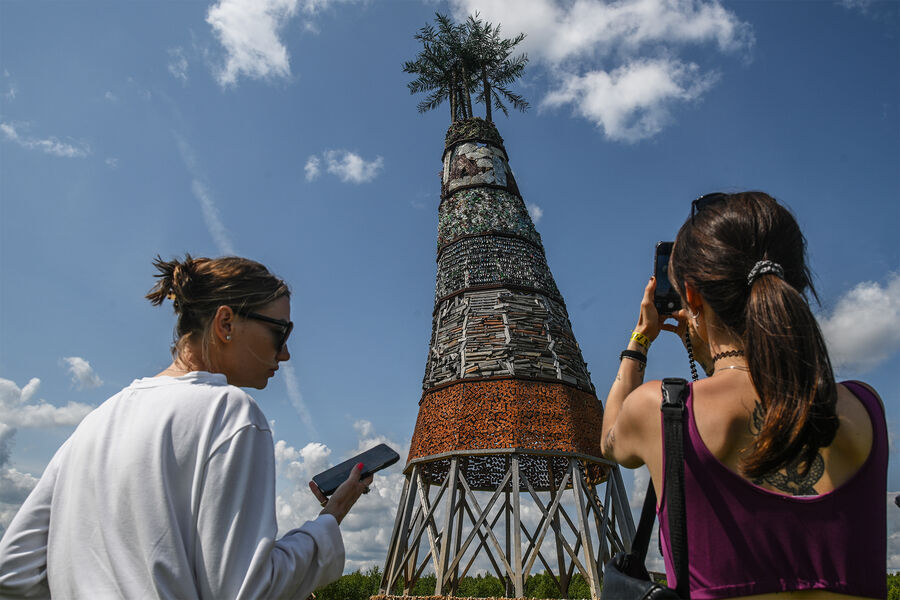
top-left (601, 378), bottom-right (690, 599)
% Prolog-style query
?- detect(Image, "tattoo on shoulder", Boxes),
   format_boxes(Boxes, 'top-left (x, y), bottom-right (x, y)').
top-left (749, 403), bottom-right (825, 495)
top-left (753, 453), bottom-right (824, 496)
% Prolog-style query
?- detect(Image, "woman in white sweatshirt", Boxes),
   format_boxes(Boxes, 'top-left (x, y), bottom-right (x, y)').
top-left (0, 254), bottom-right (371, 599)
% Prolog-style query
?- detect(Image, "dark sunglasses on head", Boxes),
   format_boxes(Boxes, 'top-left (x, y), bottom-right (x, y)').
top-left (690, 192), bottom-right (730, 225)
top-left (235, 307), bottom-right (293, 351)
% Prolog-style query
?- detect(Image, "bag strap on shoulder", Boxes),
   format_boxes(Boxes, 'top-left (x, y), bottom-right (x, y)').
top-left (661, 377), bottom-right (690, 599)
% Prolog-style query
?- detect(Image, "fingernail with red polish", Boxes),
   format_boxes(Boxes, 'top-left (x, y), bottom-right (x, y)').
top-left (357, 462), bottom-right (364, 470)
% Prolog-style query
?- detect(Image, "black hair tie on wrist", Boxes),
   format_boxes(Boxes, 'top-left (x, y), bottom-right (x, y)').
top-left (620, 350), bottom-right (647, 366)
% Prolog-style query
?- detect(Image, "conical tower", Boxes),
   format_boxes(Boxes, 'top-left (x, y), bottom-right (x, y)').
top-left (380, 119), bottom-right (634, 599)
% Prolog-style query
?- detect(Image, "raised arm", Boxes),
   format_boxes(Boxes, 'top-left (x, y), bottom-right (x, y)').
top-left (601, 277), bottom-right (678, 468)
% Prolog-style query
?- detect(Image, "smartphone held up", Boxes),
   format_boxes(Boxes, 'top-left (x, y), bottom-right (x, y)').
top-left (312, 443), bottom-right (400, 496)
top-left (653, 242), bottom-right (681, 316)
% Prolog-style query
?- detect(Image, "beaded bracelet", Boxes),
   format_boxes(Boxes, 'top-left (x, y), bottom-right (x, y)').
top-left (630, 331), bottom-right (651, 350)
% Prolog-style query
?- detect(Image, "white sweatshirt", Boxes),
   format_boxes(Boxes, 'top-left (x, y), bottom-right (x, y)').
top-left (0, 372), bottom-right (344, 599)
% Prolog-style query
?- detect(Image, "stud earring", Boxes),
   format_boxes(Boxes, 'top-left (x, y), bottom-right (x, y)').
top-left (226, 335), bottom-right (232, 341)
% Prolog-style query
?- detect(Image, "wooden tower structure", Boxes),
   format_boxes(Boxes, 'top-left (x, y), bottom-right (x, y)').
top-left (380, 119), bottom-right (634, 599)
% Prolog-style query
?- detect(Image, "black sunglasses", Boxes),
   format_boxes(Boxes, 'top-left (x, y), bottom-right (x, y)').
top-left (690, 192), bottom-right (729, 225)
top-left (235, 308), bottom-right (293, 351)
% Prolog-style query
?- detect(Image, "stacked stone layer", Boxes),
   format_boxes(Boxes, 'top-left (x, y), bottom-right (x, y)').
top-left (434, 236), bottom-right (559, 302)
top-left (422, 289), bottom-right (592, 391)
top-left (408, 119), bottom-right (606, 483)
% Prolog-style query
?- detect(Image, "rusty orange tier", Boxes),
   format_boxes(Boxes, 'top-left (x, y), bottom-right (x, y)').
top-left (408, 378), bottom-right (605, 461)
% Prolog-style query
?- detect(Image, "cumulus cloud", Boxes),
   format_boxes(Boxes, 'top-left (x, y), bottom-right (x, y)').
top-left (0, 122), bottom-right (90, 158)
top-left (206, 0), bottom-right (366, 87)
top-left (0, 377), bottom-right (94, 429)
top-left (304, 155), bottom-right (321, 181)
top-left (61, 356), bottom-right (103, 390)
top-left (0, 423), bottom-right (40, 536)
top-left (0, 377), bottom-right (93, 535)
top-left (543, 58), bottom-right (718, 142)
top-left (272, 420), bottom-right (409, 571)
top-left (527, 202), bottom-right (544, 224)
top-left (168, 47), bottom-right (189, 83)
top-left (889, 492), bottom-right (900, 571)
top-left (207, 0), bottom-right (301, 87)
top-left (449, 0), bottom-right (753, 142)
top-left (306, 150), bottom-right (384, 184)
top-left (819, 272), bottom-right (900, 374)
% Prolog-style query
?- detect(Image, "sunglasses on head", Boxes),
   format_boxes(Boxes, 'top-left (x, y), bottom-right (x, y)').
top-left (234, 307), bottom-right (293, 351)
top-left (690, 192), bottom-right (730, 225)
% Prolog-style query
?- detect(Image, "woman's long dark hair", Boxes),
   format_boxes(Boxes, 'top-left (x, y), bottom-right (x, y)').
top-left (671, 192), bottom-right (837, 479)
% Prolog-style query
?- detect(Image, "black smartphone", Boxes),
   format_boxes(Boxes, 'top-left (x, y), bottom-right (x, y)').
top-left (653, 241), bottom-right (681, 315)
top-left (312, 443), bottom-right (400, 496)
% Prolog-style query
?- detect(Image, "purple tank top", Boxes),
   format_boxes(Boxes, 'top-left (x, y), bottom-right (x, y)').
top-left (658, 381), bottom-right (887, 599)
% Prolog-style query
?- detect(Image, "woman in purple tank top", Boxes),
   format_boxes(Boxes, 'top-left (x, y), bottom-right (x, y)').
top-left (601, 192), bottom-right (887, 599)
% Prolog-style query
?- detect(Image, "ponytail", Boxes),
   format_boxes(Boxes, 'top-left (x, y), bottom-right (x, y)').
top-left (741, 274), bottom-right (837, 479)
top-left (671, 191), bottom-right (838, 480)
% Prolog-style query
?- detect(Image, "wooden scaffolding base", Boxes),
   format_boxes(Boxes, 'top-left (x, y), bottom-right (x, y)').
top-left (379, 452), bottom-right (635, 599)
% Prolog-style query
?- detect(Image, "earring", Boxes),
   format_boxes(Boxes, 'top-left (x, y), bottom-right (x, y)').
top-left (225, 335), bottom-right (232, 341)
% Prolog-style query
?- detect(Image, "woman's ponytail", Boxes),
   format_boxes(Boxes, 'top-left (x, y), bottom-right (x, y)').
top-left (741, 273), bottom-right (837, 479)
top-left (671, 191), bottom-right (838, 480)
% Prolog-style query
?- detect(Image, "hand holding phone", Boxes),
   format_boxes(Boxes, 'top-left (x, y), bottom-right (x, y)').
top-left (653, 242), bottom-right (681, 316)
top-left (312, 443), bottom-right (399, 496)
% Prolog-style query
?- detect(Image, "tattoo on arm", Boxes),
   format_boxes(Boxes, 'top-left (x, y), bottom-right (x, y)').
top-left (604, 427), bottom-right (616, 454)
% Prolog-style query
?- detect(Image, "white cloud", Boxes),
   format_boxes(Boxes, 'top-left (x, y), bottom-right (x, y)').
top-left (0, 377), bottom-right (94, 429)
top-left (0, 122), bottom-right (90, 158)
top-left (449, 0), bottom-right (752, 142)
top-left (168, 47), bottom-right (189, 83)
top-left (105, 157), bottom-right (119, 169)
top-left (527, 202), bottom-right (544, 224)
top-left (0, 376), bottom-right (94, 534)
top-left (104, 91), bottom-right (118, 102)
top-left (61, 356), bottom-right (103, 390)
top-left (206, 0), bottom-right (366, 86)
top-left (206, 0), bottom-right (299, 87)
top-left (323, 150), bottom-right (384, 184)
top-left (0, 423), bottom-right (41, 536)
top-left (542, 58), bottom-right (718, 142)
top-left (304, 155), bottom-right (321, 181)
top-left (175, 133), bottom-right (237, 255)
top-left (819, 272), bottom-right (900, 374)
top-left (889, 492), bottom-right (900, 571)
top-left (272, 420), bottom-right (409, 572)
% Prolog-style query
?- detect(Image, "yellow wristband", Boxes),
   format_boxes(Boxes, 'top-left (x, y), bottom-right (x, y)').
top-left (630, 331), bottom-right (651, 350)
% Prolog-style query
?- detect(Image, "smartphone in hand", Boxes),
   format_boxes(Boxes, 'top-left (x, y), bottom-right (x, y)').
top-left (312, 443), bottom-right (400, 496)
top-left (653, 241), bottom-right (681, 315)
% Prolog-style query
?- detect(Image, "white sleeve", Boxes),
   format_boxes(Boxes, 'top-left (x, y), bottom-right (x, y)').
top-left (0, 447), bottom-right (64, 599)
top-left (194, 425), bottom-right (344, 600)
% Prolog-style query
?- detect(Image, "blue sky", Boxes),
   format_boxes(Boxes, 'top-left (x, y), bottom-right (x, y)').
top-left (1, 0), bottom-right (898, 574)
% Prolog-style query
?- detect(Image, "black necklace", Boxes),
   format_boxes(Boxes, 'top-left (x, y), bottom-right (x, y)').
top-left (712, 349), bottom-right (744, 362)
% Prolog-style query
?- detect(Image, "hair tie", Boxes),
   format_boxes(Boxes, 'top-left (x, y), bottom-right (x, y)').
top-left (747, 260), bottom-right (784, 286)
